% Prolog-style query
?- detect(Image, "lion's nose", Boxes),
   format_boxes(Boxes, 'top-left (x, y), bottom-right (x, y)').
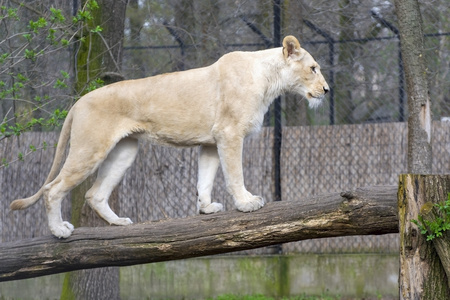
top-left (323, 86), bottom-right (329, 94)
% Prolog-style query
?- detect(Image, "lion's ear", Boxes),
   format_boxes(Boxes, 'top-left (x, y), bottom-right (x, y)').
top-left (282, 36), bottom-right (304, 60)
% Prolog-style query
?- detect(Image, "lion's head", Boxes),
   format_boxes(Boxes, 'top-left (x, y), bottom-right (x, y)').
top-left (282, 35), bottom-right (329, 108)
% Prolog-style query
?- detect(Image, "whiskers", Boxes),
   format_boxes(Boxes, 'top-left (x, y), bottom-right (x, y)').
top-left (307, 96), bottom-right (324, 109)
top-left (295, 96), bottom-right (330, 125)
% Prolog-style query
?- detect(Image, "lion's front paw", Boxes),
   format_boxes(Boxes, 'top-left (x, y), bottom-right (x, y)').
top-left (110, 217), bottom-right (133, 226)
top-left (199, 202), bottom-right (223, 214)
top-left (235, 195), bottom-right (265, 212)
top-left (51, 221), bottom-right (75, 239)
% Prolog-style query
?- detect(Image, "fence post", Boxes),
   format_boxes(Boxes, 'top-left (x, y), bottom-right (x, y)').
top-left (238, 3), bottom-right (282, 205)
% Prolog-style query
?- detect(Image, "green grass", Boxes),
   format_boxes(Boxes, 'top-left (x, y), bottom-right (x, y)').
top-left (210, 294), bottom-right (341, 300)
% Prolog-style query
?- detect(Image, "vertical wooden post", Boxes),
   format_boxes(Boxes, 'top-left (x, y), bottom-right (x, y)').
top-left (398, 174), bottom-right (450, 299)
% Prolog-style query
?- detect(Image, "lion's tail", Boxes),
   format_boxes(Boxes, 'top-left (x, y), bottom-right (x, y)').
top-left (10, 109), bottom-right (74, 210)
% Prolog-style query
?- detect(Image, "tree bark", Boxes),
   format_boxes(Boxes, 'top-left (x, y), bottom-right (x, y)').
top-left (64, 177), bottom-right (122, 300)
top-left (398, 174), bottom-right (450, 299)
top-left (67, 0), bottom-right (128, 298)
top-left (335, 0), bottom-right (358, 125)
top-left (0, 185), bottom-right (398, 282)
top-left (283, 1), bottom-right (308, 126)
top-left (394, 0), bottom-right (432, 173)
top-left (420, 202), bottom-right (450, 287)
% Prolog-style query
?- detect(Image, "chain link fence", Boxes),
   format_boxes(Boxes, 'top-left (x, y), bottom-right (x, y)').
top-left (122, 0), bottom-right (450, 125)
top-left (1, 1), bottom-right (449, 254)
top-left (120, 0), bottom-right (450, 253)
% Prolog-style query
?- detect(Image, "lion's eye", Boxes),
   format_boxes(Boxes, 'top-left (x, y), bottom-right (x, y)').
top-left (311, 66), bottom-right (316, 74)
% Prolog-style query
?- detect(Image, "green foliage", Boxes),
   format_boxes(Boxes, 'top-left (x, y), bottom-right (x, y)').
top-left (72, 0), bottom-right (99, 23)
top-left (0, 140), bottom-right (52, 168)
top-left (0, 53), bottom-right (10, 63)
top-left (0, 109), bottom-right (68, 139)
top-left (209, 295), bottom-right (341, 300)
top-left (0, 1), bottom-right (104, 168)
top-left (24, 48), bottom-right (38, 61)
top-left (50, 7), bottom-right (66, 23)
top-left (90, 25), bottom-right (103, 33)
top-left (412, 193), bottom-right (450, 241)
top-left (54, 71), bottom-right (70, 89)
top-left (213, 296), bottom-right (273, 300)
top-left (86, 78), bottom-right (104, 92)
top-left (0, 0), bottom-right (103, 142)
top-left (28, 17), bottom-right (48, 33)
top-left (0, 5), bottom-right (19, 21)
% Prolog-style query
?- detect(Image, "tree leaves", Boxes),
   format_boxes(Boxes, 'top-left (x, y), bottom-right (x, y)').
top-left (412, 193), bottom-right (450, 241)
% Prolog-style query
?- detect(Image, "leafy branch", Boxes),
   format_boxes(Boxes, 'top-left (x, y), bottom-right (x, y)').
top-left (1, 141), bottom-right (52, 169)
top-left (0, 0), bottom-right (103, 166)
top-left (0, 109), bottom-right (68, 141)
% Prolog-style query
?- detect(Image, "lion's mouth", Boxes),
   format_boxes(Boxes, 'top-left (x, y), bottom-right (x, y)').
top-left (308, 90), bottom-right (327, 99)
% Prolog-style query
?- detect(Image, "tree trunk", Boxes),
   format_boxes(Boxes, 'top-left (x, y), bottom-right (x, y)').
top-left (65, 0), bottom-right (127, 299)
top-left (283, 1), bottom-right (309, 126)
top-left (170, 1), bottom-right (196, 71)
top-left (65, 178), bottom-right (122, 300)
top-left (75, 0), bottom-right (127, 93)
top-left (126, 0), bottom-right (146, 78)
top-left (398, 174), bottom-right (450, 299)
top-left (0, 185), bottom-right (398, 282)
top-left (420, 202), bottom-right (450, 287)
top-left (335, 0), bottom-right (358, 125)
top-left (169, 1), bottom-right (222, 71)
top-left (394, 0), bottom-right (432, 173)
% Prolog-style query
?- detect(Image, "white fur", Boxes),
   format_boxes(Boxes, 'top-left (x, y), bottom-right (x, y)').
top-left (10, 36), bottom-right (329, 238)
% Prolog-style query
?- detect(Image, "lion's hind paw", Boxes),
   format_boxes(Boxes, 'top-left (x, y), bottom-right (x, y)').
top-left (51, 221), bottom-right (75, 239)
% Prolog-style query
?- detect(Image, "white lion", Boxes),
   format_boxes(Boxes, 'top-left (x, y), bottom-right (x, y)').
top-left (10, 35), bottom-right (329, 238)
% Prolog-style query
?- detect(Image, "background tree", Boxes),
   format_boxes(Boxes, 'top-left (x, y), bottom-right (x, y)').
top-left (0, 1), bottom-right (74, 145)
top-left (394, 0), bottom-right (432, 174)
top-left (282, 1), bottom-right (309, 126)
top-left (394, 0), bottom-right (437, 298)
top-left (334, 0), bottom-right (358, 124)
top-left (126, 0), bottom-right (146, 78)
top-left (1, 2), bottom-right (449, 298)
top-left (62, 0), bottom-right (128, 299)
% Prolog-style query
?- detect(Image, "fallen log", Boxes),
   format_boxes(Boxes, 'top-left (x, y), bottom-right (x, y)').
top-left (0, 185), bottom-right (398, 282)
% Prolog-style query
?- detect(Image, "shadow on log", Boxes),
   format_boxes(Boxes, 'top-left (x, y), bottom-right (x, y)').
top-left (0, 185), bottom-right (398, 282)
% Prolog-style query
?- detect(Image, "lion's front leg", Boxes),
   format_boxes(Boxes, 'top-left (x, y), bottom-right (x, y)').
top-left (216, 135), bottom-right (265, 212)
top-left (197, 145), bottom-right (223, 214)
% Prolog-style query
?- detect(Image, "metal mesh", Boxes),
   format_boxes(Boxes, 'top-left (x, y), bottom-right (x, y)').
top-left (122, 0), bottom-right (450, 125)
top-left (1, 1), bottom-right (449, 254)
top-left (119, 1), bottom-right (449, 254)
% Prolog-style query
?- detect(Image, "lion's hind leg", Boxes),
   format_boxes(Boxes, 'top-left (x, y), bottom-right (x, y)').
top-left (44, 177), bottom-right (75, 238)
top-left (44, 148), bottom-right (108, 238)
top-left (85, 137), bottom-right (138, 225)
